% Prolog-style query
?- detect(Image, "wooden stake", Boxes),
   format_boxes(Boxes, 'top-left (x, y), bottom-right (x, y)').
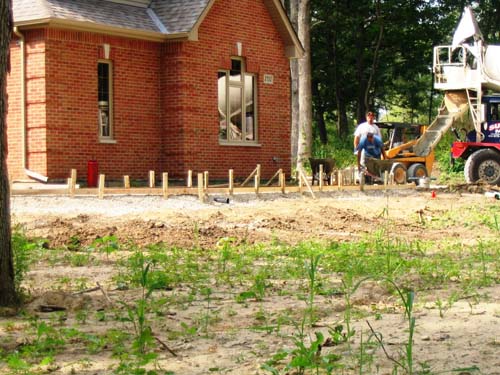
top-left (384, 171), bottom-right (389, 187)
top-left (254, 174), bottom-right (260, 195)
top-left (240, 165), bottom-right (259, 187)
top-left (319, 164), bottom-right (324, 191)
top-left (124, 175), bottom-right (130, 189)
top-left (337, 170), bottom-right (342, 189)
top-left (360, 172), bottom-right (365, 191)
top-left (98, 174), bottom-right (105, 199)
top-left (197, 173), bottom-right (204, 202)
top-left (299, 169), bottom-right (316, 199)
top-left (203, 171), bottom-right (209, 190)
top-left (265, 168), bottom-right (282, 187)
top-left (162, 172), bottom-right (168, 199)
top-left (187, 170), bottom-right (192, 187)
top-left (280, 171), bottom-right (286, 194)
top-left (149, 170), bottom-right (155, 188)
top-left (228, 169), bottom-right (234, 196)
top-left (69, 169), bottom-right (77, 196)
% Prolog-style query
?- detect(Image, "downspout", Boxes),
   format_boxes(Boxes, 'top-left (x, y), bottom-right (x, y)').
top-left (13, 27), bottom-right (49, 182)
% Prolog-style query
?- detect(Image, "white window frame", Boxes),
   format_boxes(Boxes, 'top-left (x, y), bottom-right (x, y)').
top-left (218, 58), bottom-right (258, 146)
top-left (98, 60), bottom-right (115, 143)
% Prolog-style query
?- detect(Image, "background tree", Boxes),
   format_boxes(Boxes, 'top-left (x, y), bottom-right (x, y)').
top-left (0, 0), bottom-right (17, 307)
top-left (310, 0), bottom-right (463, 146)
top-left (287, 0), bottom-right (300, 167)
top-left (296, 0), bottom-right (313, 170)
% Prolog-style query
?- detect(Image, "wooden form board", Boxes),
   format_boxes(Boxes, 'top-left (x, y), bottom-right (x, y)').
top-left (11, 166), bottom-right (415, 198)
top-left (12, 183), bottom-right (414, 197)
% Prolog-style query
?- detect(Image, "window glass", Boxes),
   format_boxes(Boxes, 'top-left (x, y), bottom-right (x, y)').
top-left (230, 59), bottom-right (242, 81)
top-left (218, 72), bottom-right (228, 140)
top-left (245, 75), bottom-right (255, 141)
top-left (218, 59), bottom-right (257, 144)
top-left (98, 62), bottom-right (112, 139)
top-left (490, 103), bottom-right (498, 121)
top-left (98, 63), bottom-right (109, 101)
top-left (229, 86), bottom-right (242, 140)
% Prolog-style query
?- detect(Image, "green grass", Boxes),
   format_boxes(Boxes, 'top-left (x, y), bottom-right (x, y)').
top-left (3, 217), bottom-right (498, 374)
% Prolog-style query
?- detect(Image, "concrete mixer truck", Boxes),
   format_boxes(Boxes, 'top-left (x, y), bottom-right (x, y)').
top-left (414, 7), bottom-right (500, 185)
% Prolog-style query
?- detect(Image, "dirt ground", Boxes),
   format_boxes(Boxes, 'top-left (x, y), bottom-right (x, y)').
top-left (11, 188), bottom-right (499, 249)
top-left (4, 188), bottom-right (500, 374)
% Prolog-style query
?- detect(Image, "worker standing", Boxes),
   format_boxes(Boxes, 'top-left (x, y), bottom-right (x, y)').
top-left (353, 111), bottom-right (381, 150)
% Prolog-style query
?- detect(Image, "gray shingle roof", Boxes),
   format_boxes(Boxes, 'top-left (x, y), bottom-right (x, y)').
top-left (13, 0), bottom-right (210, 35)
top-left (151, 0), bottom-right (209, 34)
top-left (12, 0), bottom-right (302, 57)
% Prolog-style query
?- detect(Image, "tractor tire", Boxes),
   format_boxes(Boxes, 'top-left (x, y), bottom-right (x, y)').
top-left (407, 163), bottom-right (428, 184)
top-left (464, 148), bottom-right (500, 185)
top-left (390, 162), bottom-right (407, 185)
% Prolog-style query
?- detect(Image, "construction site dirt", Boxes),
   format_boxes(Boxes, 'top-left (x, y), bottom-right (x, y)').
top-left (4, 188), bottom-right (500, 374)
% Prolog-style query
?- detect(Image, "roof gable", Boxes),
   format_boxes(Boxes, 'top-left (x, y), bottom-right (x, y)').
top-left (13, 0), bottom-right (303, 57)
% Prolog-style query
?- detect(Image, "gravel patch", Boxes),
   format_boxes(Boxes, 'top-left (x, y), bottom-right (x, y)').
top-left (10, 188), bottom-right (420, 217)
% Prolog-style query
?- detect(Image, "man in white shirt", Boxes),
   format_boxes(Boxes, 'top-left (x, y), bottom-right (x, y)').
top-left (353, 111), bottom-right (381, 150)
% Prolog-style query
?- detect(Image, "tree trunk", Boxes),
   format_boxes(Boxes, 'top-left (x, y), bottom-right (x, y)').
top-left (289, 0), bottom-right (299, 169)
top-left (363, 0), bottom-right (384, 112)
top-left (312, 81), bottom-right (327, 144)
top-left (296, 0), bottom-right (312, 171)
top-left (331, 19), bottom-right (349, 139)
top-left (0, 0), bottom-right (17, 307)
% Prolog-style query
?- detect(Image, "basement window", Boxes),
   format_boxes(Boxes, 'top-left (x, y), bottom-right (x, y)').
top-left (98, 61), bottom-right (114, 142)
top-left (218, 58), bottom-right (257, 144)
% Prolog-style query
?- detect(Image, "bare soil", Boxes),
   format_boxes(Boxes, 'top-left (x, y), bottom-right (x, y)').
top-left (3, 189), bottom-right (500, 374)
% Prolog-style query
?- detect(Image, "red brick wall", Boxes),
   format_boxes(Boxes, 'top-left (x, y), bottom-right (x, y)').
top-left (44, 29), bottom-right (162, 180)
top-left (7, 0), bottom-right (292, 182)
top-left (6, 32), bottom-right (49, 181)
top-left (6, 39), bottom-right (24, 180)
top-left (161, 0), bottom-right (292, 179)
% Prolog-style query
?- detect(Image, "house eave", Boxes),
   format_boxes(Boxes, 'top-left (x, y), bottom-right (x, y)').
top-left (267, 0), bottom-right (304, 58)
top-left (188, 0), bottom-right (303, 58)
top-left (14, 18), bottom-right (190, 42)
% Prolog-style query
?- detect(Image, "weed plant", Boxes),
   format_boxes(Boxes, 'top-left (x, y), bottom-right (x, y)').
top-left (4, 218), bottom-right (498, 375)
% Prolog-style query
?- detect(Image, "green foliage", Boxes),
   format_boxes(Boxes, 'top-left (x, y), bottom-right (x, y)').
top-left (312, 133), bottom-right (355, 168)
top-left (433, 131), bottom-right (466, 184)
top-left (88, 235), bottom-right (120, 260)
top-left (12, 229), bottom-right (44, 295)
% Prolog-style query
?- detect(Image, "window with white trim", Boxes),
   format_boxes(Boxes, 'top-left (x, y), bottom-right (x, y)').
top-left (218, 58), bottom-right (257, 143)
top-left (98, 61), bottom-right (113, 140)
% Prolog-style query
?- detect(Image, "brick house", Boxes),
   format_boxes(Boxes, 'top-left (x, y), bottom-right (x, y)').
top-left (7, 0), bottom-right (302, 183)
